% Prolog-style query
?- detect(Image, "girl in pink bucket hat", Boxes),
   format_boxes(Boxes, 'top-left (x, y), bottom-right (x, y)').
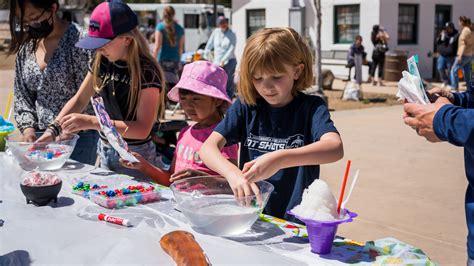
top-left (122, 60), bottom-right (238, 185)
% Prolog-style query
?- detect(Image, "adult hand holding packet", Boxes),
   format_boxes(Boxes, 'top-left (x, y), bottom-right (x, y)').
top-left (397, 55), bottom-right (429, 104)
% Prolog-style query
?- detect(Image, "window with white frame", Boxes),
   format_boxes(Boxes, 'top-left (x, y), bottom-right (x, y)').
top-left (334, 5), bottom-right (360, 44)
top-left (247, 9), bottom-right (265, 38)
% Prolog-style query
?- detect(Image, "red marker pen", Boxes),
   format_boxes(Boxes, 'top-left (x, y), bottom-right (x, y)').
top-left (98, 213), bottom-right (132, 227)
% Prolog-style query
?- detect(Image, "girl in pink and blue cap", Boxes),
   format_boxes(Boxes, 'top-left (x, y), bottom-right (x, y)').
top-left (121, 60), bottom-right (239, 186)
top-left (200, 28), bottom-right (344, 221)
top-left (38, 0), bottom-right (166, 179)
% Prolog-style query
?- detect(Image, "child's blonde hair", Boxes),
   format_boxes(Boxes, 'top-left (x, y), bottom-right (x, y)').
top-left (238, 27), bottom-right (313, 106)
top-left (91, 28), bottom-right (166, 120)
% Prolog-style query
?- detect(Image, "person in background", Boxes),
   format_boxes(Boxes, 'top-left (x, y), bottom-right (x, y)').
top-left (9, 0), bottom-right (99, 165)
top-left (200, 28), bottom-right (343, 221)
top-left (204, 15), bottom-right (237, 99)
top-left (370, 25), bottom-right (390, 86)
top-left (121, 61), bottom-right (238, 186)
top-left (450, 16), bottom-right (473, 93)
top-left (436, 22), bottom-right (459, 88)
top-left (347, 35), bottom-right (372, 85)
top-left (153, 6), bottom-right (184, 89)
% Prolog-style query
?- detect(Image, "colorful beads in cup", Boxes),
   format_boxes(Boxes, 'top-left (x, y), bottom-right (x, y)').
top-left (90, 185), bottom-right (161, 209)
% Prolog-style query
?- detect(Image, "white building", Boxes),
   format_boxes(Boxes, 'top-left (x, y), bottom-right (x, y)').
top-left (231, 0), bottom-right (474, 80)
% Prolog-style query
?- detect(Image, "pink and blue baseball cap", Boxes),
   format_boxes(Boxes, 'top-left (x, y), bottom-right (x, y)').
top-left (168, 61), bottom-right (231, 103)
top-left (75, 0), bottom-right (138, 50)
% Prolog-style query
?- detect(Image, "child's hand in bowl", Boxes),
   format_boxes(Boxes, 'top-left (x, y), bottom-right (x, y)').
top-left (30, 131), bottom-right (54, 151)
top-left (170, 169), bottom-right (209, 182)
top-left (35, 131), bottom-right (54, 143)
top-left (227, 174), bottom-right (262, 207)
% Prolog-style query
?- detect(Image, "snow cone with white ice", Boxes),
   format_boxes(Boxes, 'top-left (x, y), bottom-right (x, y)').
top-left (289, 179), bottom-right (357, 255)
top-left (291, 180), bottom-right (339, 221)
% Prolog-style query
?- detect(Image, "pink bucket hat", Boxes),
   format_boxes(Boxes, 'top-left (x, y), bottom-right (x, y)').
top-left (167, 61), bottom-right (231, 103)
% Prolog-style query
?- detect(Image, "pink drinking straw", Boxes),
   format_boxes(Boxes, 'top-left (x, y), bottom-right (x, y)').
top-left (337, 160), bottom-right (351, 214)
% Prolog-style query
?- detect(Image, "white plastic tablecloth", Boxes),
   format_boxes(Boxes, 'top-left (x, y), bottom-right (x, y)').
top-left (0, 153), bottom-right (435, 265)
top-left (0, 153), bottom-right (347, 265)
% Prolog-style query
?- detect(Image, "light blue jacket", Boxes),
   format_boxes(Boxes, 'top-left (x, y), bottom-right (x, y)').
top-left (204, 28), bottom-right (236, 65)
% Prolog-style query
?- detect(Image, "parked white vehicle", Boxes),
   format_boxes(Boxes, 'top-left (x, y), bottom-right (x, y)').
top-left (129, 3), bottom-right (227, 52)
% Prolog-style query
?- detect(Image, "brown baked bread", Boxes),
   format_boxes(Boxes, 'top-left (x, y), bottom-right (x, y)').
top-left (160, 230), bottom-right (210, 266)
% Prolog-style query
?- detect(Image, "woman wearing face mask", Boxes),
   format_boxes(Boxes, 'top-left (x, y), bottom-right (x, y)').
top-left (8, 0), bottom-right (99, 165)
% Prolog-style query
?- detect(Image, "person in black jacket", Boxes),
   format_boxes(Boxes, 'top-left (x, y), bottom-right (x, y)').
top-left (436, 22), bottom-right (459, 87)
top-left (370, 25), bottom-right (390, 86)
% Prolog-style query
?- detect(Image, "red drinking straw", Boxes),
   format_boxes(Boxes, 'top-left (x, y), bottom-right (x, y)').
top-left (337, 160), bottom-right (352, 214)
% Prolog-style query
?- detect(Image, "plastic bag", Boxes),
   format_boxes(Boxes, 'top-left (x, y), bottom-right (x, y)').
top-left (342, 80), bottom-right (361, 101)
top-left (396, 71), bottom-right (429, 104)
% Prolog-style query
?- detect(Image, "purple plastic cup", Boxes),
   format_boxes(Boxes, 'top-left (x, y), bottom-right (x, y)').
top-left (288, 209), bottom-right (357, 254)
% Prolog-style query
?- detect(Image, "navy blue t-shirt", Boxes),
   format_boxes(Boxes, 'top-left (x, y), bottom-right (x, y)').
top-left (214, 92), bottom-right (339, 221)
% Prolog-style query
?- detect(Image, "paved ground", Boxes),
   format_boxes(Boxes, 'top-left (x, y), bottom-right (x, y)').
top-left (322, 105), bottom-right (466, 265)
top-left (0, 69), bottom-right (469, 264)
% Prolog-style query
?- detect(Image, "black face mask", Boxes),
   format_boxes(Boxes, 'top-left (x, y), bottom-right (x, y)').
top-left (27, 13), bottom-right (54, 39)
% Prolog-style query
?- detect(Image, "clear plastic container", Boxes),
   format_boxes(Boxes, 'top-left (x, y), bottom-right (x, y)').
top-left (71, 175), bottom-right (136, 198)
top-left (88, 186), bottom-right (161, 209)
